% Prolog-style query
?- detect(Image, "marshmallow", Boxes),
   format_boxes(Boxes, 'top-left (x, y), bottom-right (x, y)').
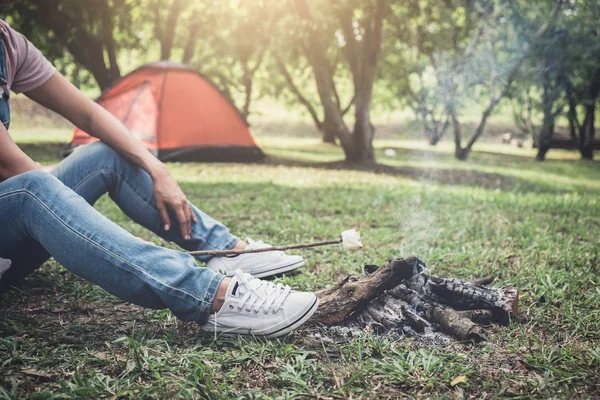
top-left (0, 258), bottom-right (11, 281)
top-left (342, 229), bottom-right (363, 250)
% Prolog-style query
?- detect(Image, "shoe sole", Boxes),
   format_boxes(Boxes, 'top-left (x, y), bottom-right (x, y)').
top-left (202, 295), bottom-right (319, 339)
top-left (221, 258), bottom-right (306, 279)
top-left (264, 295), bottom-right (319, 339)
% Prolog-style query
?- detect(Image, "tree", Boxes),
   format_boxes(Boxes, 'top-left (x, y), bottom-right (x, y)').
top-left (143, 0), bottom-right (272, 119)
top-left (10, 0), bottom-right (139, 90)
top-left (404, 68), bottom-right (449, 146)
top-left (509, 0), bottom-right (598, 160)
top-left (150, 0), bottom-right (186, 61)
top-left (380, 0), bottom-right (466, 146)
top-left (529, 31), bottom-right (568, 161)
top-left (383, 0), bottom-right (561, 160)
top-left (560, 1), bottom-right (600, 160)
top-left (441, 0), bottom-right (561, 160)
top-left (272, 0), bottom-right (388, 164)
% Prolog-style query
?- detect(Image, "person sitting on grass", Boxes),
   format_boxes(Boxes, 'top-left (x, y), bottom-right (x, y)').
top-left (0, 9), bottom-right (318, 338)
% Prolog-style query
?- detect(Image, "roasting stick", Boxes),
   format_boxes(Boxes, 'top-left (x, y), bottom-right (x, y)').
top-left (187, 229), bottom-right (362, 256)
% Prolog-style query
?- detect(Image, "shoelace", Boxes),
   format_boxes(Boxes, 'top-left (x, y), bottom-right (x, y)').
top-left (234, 270), bottom-right (290, 314)
top-left (245, 237), bottom-right (286, 256)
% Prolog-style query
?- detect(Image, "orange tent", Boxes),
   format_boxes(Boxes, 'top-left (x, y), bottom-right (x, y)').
top-left (69, 62), bottom-right (264, 162)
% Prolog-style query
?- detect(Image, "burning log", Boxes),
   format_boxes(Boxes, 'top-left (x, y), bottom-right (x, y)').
top-left (309, 257), bottom-right (518, 342)
top-left (310, 257), bottom-right (425, 325)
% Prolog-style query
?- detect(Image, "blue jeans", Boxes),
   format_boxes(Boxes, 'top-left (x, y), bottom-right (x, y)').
top-left (0, 142), bottom-right (239, 323)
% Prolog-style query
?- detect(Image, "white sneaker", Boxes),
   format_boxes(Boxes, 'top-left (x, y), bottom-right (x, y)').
top-left (201, 270), bottom-right (319, 338)
top-left (205, 238), bottom-right (305, 278)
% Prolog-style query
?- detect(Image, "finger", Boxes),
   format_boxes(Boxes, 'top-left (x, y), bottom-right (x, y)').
top-left (190, 205), bottom-right (197, 223)
top-left (184, 205), bottom-right (193, 237)
top-left (157, 200), bottom-right (171, 231)
top-left (179, 203), bottom-right (191, 240)
top-left (174, 203), bottom-right (190, 240)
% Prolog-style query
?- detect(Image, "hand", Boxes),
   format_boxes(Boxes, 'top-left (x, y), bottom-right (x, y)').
top-left (151, 166), bottom-right (197, 240)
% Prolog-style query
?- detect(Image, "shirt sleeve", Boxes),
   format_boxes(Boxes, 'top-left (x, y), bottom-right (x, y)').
top-left (8, 25), bottom-right (55, 94)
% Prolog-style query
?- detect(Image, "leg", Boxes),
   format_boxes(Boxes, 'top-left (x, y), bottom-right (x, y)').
top-left (0, 171), bottom-right (223, 323)
top-left (50, 142), bottom-right (239, 262)
top-left (2, 142), bottom-right (238, 285)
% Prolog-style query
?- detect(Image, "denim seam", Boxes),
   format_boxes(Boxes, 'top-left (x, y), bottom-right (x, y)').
top-left (199, 236), bottom-right (239, 252)
top-left (69, 168), bottom-right (111, 194)
top-left (7, 189), bottom-right (210, 307)
top-left (198, 273), bottom-right (225, 323)
top-left (114, 170), bottom-right (156, 209)
top-left (221, 237), bottom-right (240, 251)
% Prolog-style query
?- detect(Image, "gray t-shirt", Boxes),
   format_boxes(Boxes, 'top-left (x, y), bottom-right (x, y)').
top-left (0, 19), bottom-right (56, 94)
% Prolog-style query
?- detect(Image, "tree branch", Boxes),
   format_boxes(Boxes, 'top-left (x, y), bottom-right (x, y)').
top-left (182, 10), bottom-right (202, 64)
top-left (160, 0), bottom-right (186, 60)
top-left (336, 4), bottom-right (360, 81)
top-left (100, 0), bottom-right (120, 82)
top-left (341, 95), bottom-right (355, 116)
top-left (275, 56), bottom-right (323, 129)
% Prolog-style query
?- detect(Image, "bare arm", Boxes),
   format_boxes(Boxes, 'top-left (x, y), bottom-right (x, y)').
top-left (0, 124), bottom-right (39, 180)
top-left (25, 72), bottom-right (195, 239)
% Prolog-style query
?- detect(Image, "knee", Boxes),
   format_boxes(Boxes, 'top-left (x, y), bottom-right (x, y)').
top-left (6, 170), bottom-right (70, 203)
top-left (11, 171), bottom-right (85, 212)
top-left (78, 141), bottom-right (120, 162)
top-left (14, 170), bottom-right (59, 192)
top-left (78, 142), bottom-right (138, 176)
top-left (64, 142), bottom-right (122, 172)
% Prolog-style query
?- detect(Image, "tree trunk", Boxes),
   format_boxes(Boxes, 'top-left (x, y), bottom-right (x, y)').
top-left (535, 72), bottom-right (559, 161)
top-left (580, 70), bottom-right (600, 160)
top-left (535, 141), bottom-right (550, 161)
top-left (345, 0), bottom-right (385, 165)
top-left (458, 108), bottom-right (493, 160)
top-left (100, 0), bottom-right (121, 83)
top-left (160, 0), bottom-right (185, 60)
top-left (425, 118), bottom-right (448, 146)
top-left (182, 11), bottom-right (201, 64)
top-left (581, 103), bottom-right (595, 160)
top-left (290, 0), bottom-right (385, 165)
top-left (449, 106), bottom-right (467, 160)
top-left (349, 99), bottom-right (376, 164)
top-left (321, 129), bottom-right (337, 144)
top-left (429, 135), bottom-right (441, 146)
top-left (567, 89), bottom-right (580, 150)
top-left (322, 115), bottom-right (354, 155)
top-left (455, 147), bottom-right (468, 161)
top-left (240, 62), bottom-right (253, 119)
top-left (535, 110), bottom-right (555, 161)
top-left (309, 52), bottom-right (355, 156)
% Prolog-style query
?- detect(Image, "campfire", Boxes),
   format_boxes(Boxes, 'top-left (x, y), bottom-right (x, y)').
top-left (310, 257), bottom-right (519, 342)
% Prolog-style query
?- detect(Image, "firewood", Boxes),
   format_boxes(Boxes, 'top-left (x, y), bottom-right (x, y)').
top-left (309, 257), bottom-right (518, 342)
top-left (427, 277), bottom-right (518, 323)
top-left (457, 309), bottom-right (494, 324)
top-left (386, 284), bottom-right (489, 342)
top-left (311, 257), bottom-right (425, 325)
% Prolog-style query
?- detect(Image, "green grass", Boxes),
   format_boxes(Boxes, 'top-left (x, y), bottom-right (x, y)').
top-left (1, 129), bottom-right (599, 399)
